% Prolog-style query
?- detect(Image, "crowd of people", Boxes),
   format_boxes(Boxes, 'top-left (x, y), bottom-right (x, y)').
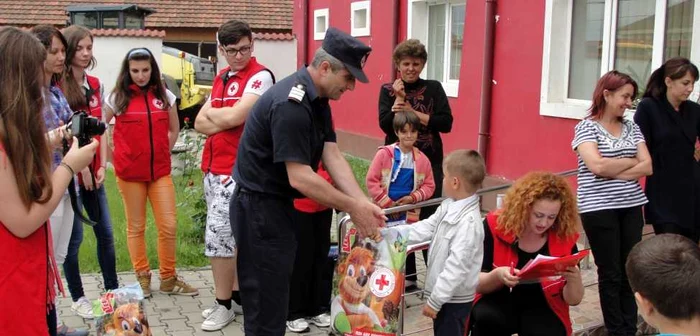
top-left (0, 18), bottom-right (699, 336)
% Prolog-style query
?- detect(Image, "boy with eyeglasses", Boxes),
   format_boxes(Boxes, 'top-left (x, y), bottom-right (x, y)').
top-left (194, 19), bottom-right (275, 331)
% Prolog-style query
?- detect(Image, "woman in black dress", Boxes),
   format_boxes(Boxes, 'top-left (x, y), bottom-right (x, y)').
top-left (634, 57), bottom-right (700, 243)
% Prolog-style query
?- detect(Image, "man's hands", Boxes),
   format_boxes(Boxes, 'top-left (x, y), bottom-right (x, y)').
top-left (348, 199), bottom-right (386, 241)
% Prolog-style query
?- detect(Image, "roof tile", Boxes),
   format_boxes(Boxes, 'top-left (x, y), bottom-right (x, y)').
top-left (0, 0), bottom-right (293, 31)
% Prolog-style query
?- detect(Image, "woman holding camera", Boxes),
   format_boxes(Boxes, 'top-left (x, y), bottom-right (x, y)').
top-left (0, 27), bottom-right (98, 336)
top-left (104, 47), bottom-right (197, 297)
top-left (60, 25), bottom-right (118, 319)
top-left (32, 24), bottom-right (91, 336)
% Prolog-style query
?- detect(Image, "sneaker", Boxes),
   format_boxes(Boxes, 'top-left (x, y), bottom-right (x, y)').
top-left (200, 303), bottom-right (236, 331)
top-left (286, 318), bottom-right (309, 333)
top-left (56, 323), bottom-right (89, 336)
top-left (159, 275), bottom-right (199, 296)
top-left (308, 313), bottom-right (331, 327)
top-left (70, 296), bottom-right (94, 319)
top-left (202, 300), bottom-right (243, 318)
top-left (136, 271), bottom-right (152, 298)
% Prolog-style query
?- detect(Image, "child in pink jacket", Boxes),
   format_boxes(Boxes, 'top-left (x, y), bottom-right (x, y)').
top-left (367, 111), bottom-right (435, 226)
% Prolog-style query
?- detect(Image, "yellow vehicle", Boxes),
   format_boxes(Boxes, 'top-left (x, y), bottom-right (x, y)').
top-left (161, 46), bottom-right (215, 128)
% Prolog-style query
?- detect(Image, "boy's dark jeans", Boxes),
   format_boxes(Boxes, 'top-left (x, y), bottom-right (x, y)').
top-left (433, 302), bottom-right (472, 336)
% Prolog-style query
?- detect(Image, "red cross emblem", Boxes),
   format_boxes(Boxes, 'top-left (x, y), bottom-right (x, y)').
top-left (251, 80), bottom-right (262, 89)
top-left (375, 274), bottom-right (390, 290)
top-left (370, 266), bottom-right (395, 298)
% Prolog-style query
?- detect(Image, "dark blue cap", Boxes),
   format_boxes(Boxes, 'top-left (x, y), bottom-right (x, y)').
top-left (322, 27), bottom-right (372, 83)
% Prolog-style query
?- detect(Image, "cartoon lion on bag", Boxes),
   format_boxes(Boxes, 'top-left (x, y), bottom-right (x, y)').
top-left (331, 246), bottom-right (386, 333)
top-left (105, 303), bottom-right (151, 336)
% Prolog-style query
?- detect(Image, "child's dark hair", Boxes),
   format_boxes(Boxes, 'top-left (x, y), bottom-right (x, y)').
top-left (444, 149), bottom-right (486, 192)
top-left (218, 20), bottom-right (253, 46)
top-left (626, 234), bottom-right (700, 321)
top-left (393, 111), bottom-right (420, 133)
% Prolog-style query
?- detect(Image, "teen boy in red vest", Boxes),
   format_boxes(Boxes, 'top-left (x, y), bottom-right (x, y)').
top-left (194, 19), bottom-right (274, 331)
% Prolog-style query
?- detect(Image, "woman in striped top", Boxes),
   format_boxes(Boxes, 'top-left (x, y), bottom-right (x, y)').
top-left (572, 70), bottom-right (652, 336)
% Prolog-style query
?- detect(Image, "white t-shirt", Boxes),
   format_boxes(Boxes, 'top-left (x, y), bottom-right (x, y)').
top-left (105, 88), bottom-right (177, 115)
top-left (205, 70), bottom-right (274, 104)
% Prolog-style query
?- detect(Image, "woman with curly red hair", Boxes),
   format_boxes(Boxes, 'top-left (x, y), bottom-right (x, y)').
top-left (469, 172), bottom-right (584, 336)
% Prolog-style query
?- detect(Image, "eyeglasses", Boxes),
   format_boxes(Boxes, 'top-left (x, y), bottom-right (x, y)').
top-left (221, 45), bottom-right (252, 57)
top-left (127, 48), bottom-right (151, 59)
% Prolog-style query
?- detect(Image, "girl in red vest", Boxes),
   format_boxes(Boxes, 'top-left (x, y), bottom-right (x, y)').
top-left (103, 47), bottom-right (198, 297)
top-left (60, 24), bottom-right (119, 319)
top-left (469, 172), bottom-right (584, 336)
top-left (0, 27), bottom-right (99, 336)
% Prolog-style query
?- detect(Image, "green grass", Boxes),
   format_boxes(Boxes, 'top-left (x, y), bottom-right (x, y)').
top-left (78, 169), bottom-right (208, 273)
top-left (344, 154), bottom-right (370, 194)
top-left (78, 156), bottom-right (371, 273)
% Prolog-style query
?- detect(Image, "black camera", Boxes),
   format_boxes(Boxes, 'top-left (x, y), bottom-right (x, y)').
top-left (69, 111), bottom-right (106, 147)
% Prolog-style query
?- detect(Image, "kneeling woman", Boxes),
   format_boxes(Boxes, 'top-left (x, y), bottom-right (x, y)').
top-left (469, 172), bottom-right (584, 336)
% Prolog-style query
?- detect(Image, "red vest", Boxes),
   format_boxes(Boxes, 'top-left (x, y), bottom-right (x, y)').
top-left (112, 85), bottom-right (172, 181)
top-left (0, 222), bottom-right (50, 335)
top-left (468, 212), bottom-right (579, 336)
top-left (294, 164), bottom-right (332, 213)
top-left (79, 75), bottom-right (103, 185)
top-left (200, 58), bottom-right (273, 175)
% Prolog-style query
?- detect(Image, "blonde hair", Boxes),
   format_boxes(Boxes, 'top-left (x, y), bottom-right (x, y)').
top-left (497, 172), bottom-right (580, 239)
top-left (444, 149), bottom-right (485, 193)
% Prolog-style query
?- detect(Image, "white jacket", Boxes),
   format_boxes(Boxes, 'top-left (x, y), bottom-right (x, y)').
top-left (388, 195), bottom-right (484, 311)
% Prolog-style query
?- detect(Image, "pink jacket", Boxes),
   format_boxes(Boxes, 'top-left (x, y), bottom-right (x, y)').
top-left (366, 144), bottom-right (435, 223)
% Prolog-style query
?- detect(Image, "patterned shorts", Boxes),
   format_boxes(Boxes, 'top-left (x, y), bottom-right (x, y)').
top-left (203, 173), bottom-right (236, 257)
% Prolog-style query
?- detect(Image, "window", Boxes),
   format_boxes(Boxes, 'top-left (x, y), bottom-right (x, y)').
top-left (314, 8), bottom-right (329, 40)
top-left (72, 12), bottom-right (98, 29)
top-left (409, 0), bottom-right (466, 97)
top-left (102, 11), bottom-right (120, 29)
top-left (125, 12), bottom-right (143, 29)
top-left (351, 1), bottom-right (371, 37)
top-left (541, 0), bottom-right (698, 119)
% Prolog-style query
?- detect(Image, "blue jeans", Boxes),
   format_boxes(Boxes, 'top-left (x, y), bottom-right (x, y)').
top-left (64, 185), bottom-right (118, 301)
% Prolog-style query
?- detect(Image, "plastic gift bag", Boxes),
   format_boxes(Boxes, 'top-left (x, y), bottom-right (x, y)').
top-left (93, 283), bottom-right (151, 336)
top-left (330, 224), bottom-right (408, 336)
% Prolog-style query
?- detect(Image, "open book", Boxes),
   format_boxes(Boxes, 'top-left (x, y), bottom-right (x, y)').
top-left (518, 250), bottom-right (590, 281)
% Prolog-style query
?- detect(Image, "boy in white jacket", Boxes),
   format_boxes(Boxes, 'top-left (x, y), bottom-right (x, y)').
top-left (384, 149), bottom-right (485, 335)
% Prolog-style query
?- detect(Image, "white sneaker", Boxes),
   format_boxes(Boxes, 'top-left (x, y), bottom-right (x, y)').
top-left (201, 303), bottom-right (236, 331)
top-left (308, 313), bottom-right (331, 327)
top-left (70, 296), bottom-right (94, 319)
top-left (202, 300), bottom-right (243, 318)
top-left (286, 318), bottom-right (309, 333)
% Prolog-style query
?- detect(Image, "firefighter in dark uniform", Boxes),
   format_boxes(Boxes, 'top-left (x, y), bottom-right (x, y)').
top-left (229, 27), bottom-right (385, 335)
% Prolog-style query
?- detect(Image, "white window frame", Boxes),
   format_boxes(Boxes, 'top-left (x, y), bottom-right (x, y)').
top-left (407, 0), bottom-right (466, 98)
top-left (314, 8), bottom-right (329, 40)
top-left (351, 1), bottom-right (371, 37)
top-left (541, 0), bottom-right (700, 120)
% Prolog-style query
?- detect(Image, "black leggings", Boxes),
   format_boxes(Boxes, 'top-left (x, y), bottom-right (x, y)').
top-left (47, 305), bottom-right (57, 336)
top-left (581, 206), bottom-right (643, 336)
top-left (470, 291), bottom-right (566, 336)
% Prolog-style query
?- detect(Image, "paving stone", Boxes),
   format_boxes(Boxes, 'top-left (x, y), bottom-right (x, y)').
top-left (165, 319), bottom-right (195, 331)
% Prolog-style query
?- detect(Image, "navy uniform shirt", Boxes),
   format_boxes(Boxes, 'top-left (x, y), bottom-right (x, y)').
top-left (233, 67), bottom-right (336, 198)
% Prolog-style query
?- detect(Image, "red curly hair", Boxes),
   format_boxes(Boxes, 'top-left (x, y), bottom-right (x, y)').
top-left (497, 172), bottom-right (580, 239)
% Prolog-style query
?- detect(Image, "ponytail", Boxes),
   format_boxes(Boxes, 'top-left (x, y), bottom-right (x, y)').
top-left (643, 57), bottom-right (699, 100)
top-left (643, 66), bottom-right (667, 99)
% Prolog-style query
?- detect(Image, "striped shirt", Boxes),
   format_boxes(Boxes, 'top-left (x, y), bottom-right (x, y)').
top-left (572, 119), bottom-right (648, 213)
